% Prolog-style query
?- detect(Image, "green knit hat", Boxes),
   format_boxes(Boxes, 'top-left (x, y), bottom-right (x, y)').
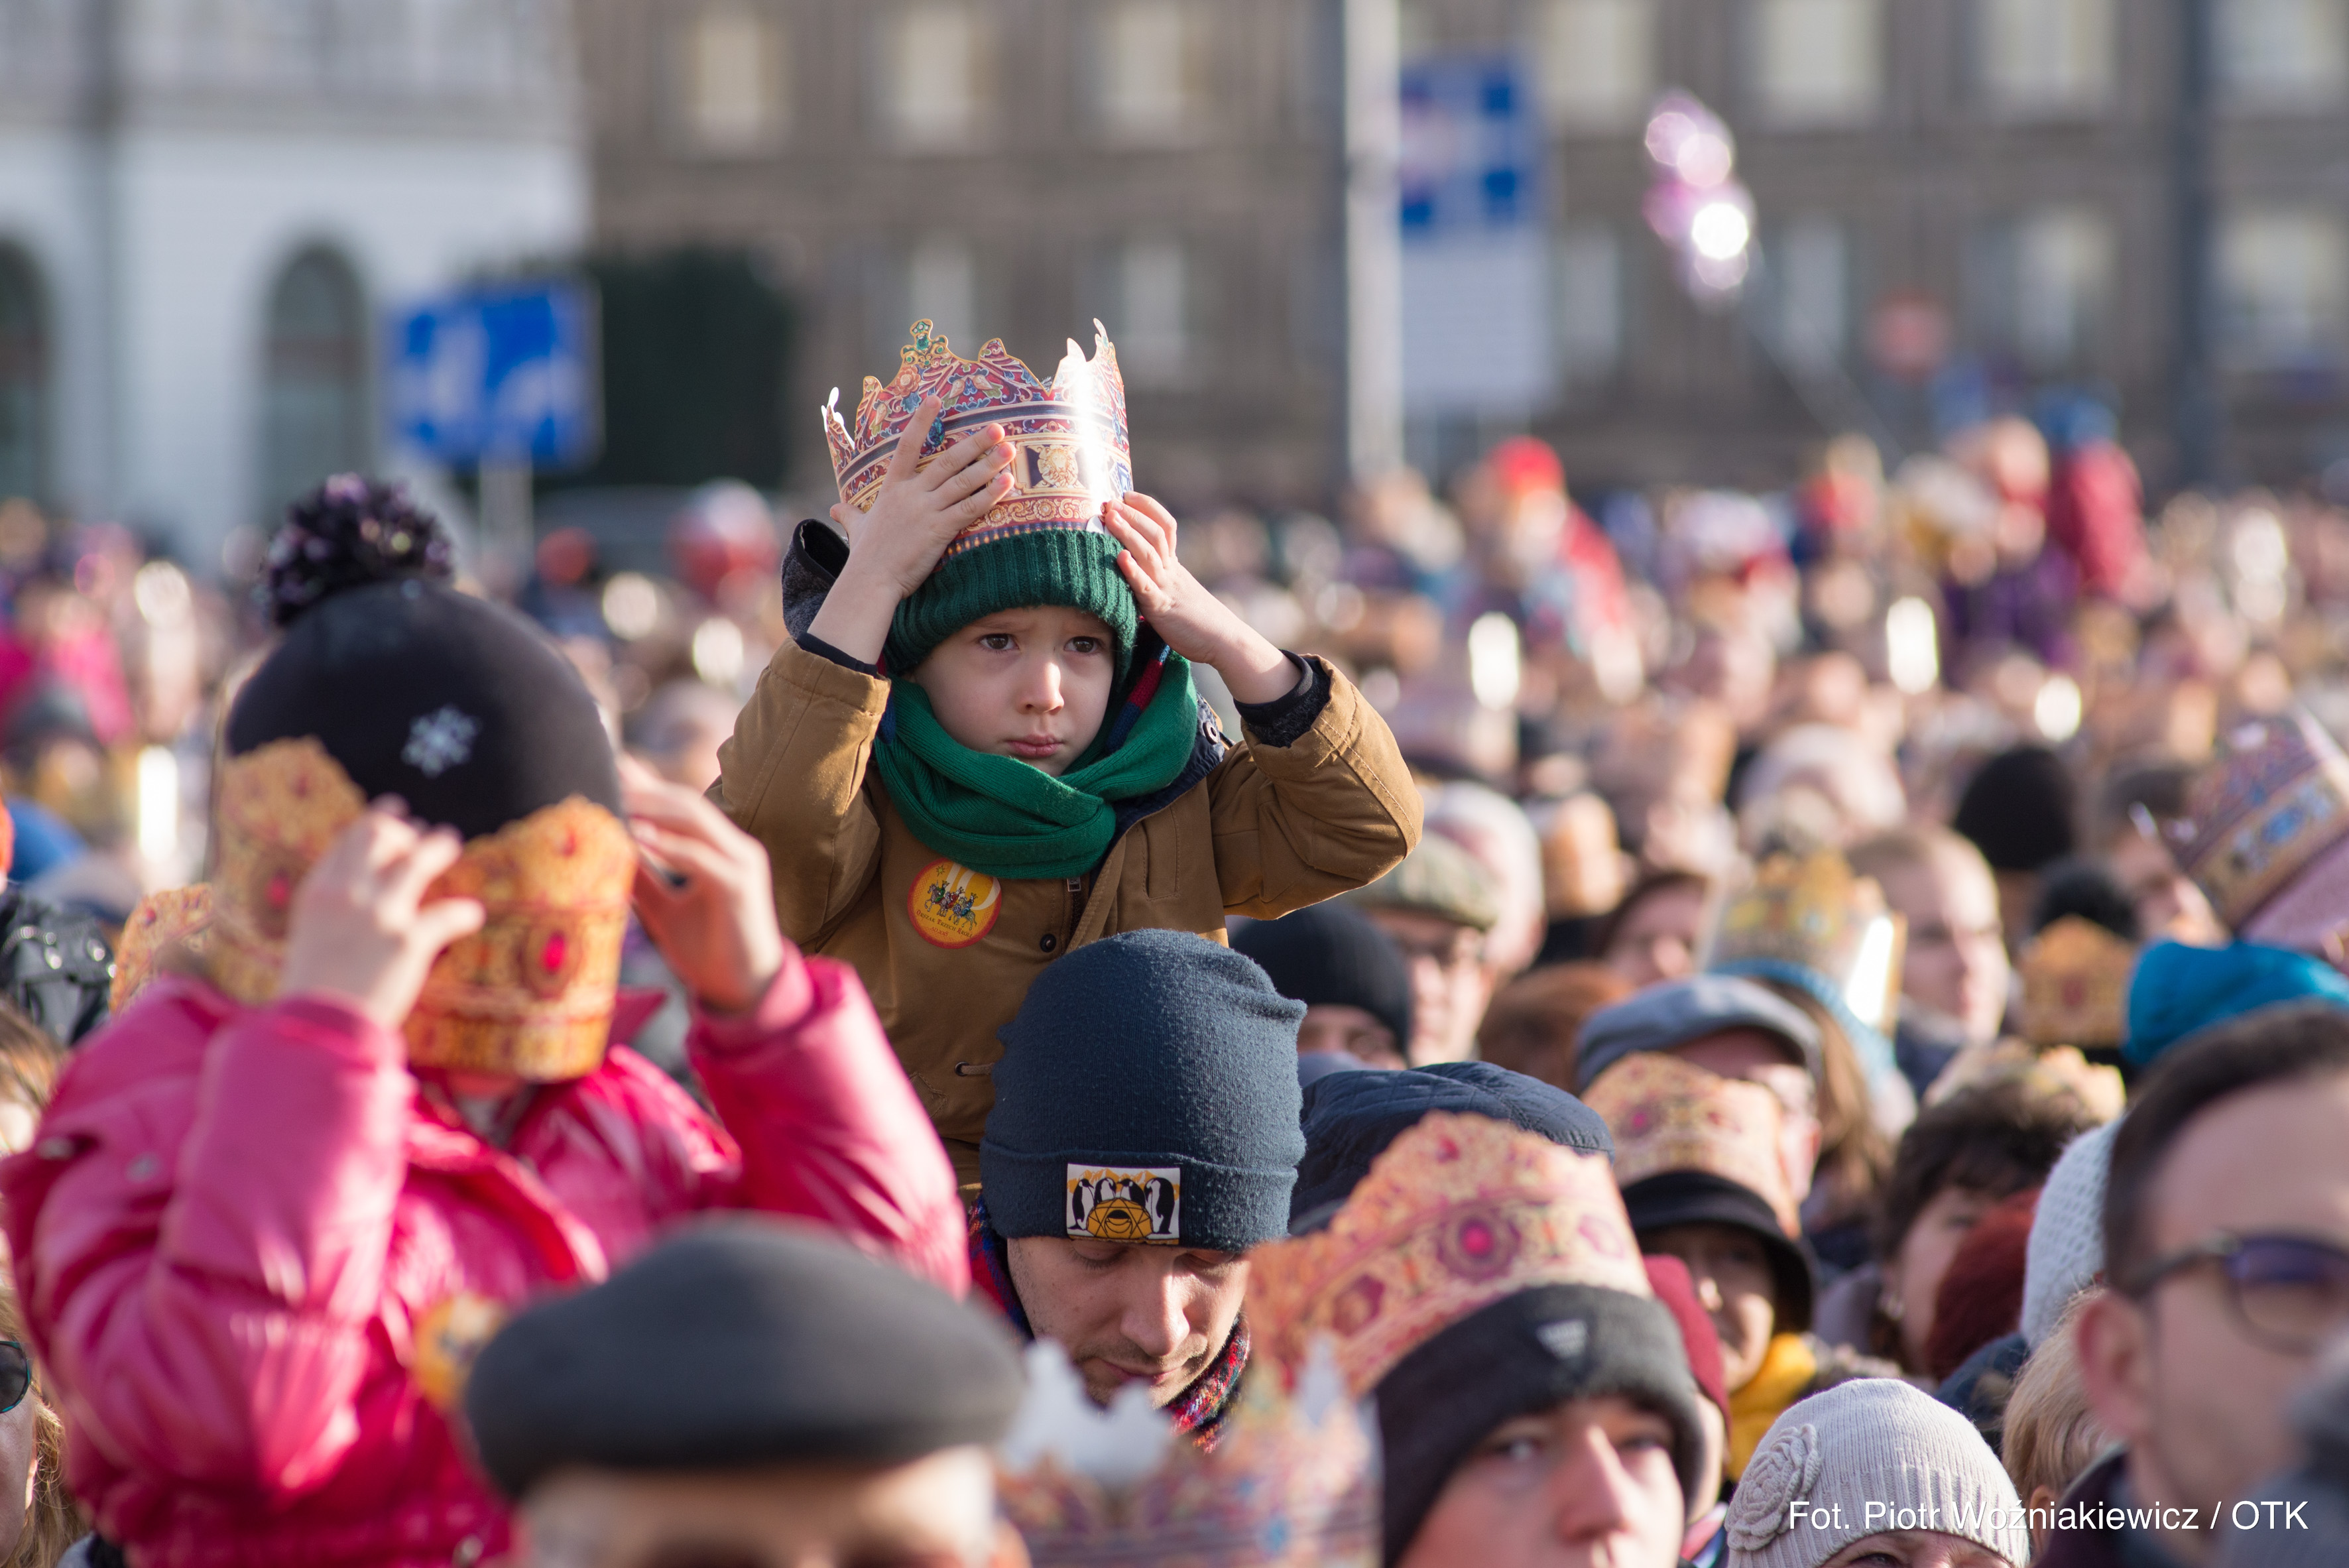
top-left (885, 526), bottom-right (1138, 678)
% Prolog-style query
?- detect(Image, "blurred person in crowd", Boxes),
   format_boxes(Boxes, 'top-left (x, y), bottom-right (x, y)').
top-left (1232, 902), bottom-right (1415, 1076)
top-left (1477, 961), bottom-right (1636, 1091)
top-left (1943, 416), bottom-right (2075, 667)
top-left (729, 379), bottom-right (1415, 1179)
top-left (1591, 699), bottom-right (1740, 871)
top-left (2063, 1004), bottom-right (2349, 1567)
top-left (514, 526), bottom-right (607, 642)
top-left (467, 1221), bottom-right (1024, 1568)
top-left (1735, 723), bottom-right (1907, 850)
top-left (1850, 827), bottom-right (2013, 1099)
top-left (2039, 392), bottom-right (2151, 606)
top-left (1425, 781), bottom-right (1548, 980)
top-left (1953, 745), bottom-right (2082, 957)
top-left (1724, 1378), bottom-right (2029, 1568)
top-left (0, 481), bottom-right (968, 1568)
top-left (0, 789), bottom-right (108, 1046)
top-left (2093, 761), bottom-right (2226, 946)
top-left (1587, 1054), bottom-right (1894, 1484)
top-left (969, 931), bottom-right (1303, 1442)
top-left (1250, 1113), bottom-right (1702, 1568)
top-left (1927, 1187), bottom-right (2038, 1447)
top-left (1347, 834), bottom-right (1502, 1065)
top-left (1815, 1082), bottom-right (2092, 1377)
top-left (1533, 792), bottom-right (1629, 964)
top-left (1647, 1254), bottom-right (1733, 1568)
top-left (0, 1282), bottom-right (80, 1568)
top-left (2004, 1290), bottom-right (2116, 1559)
top-left (627, 678), bottom-right (739, 794)
top-left (1595, 870), bottom-right (1714, 991)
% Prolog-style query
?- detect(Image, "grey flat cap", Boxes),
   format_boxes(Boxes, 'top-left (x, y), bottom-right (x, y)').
top-left (1571, 974), bottom-right (1822, 1092)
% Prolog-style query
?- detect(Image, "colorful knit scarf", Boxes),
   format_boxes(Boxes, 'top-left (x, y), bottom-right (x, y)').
top-left (873, 649), bottom-right (1201, 880)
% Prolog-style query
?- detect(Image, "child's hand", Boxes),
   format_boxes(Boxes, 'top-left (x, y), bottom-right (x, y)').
top-left (278, 803), bottom-right (486, 1033)
top-left (1105, 495), bottom-right (1297, 705)
top-left (808, 394), bottom-right (1018, 664)
top-left (623, 757), bottom-right (790, 1015)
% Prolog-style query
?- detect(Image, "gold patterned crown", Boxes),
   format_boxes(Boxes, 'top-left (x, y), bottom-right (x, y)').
top-left (996, 1339), bottom-right (1378, 1568)
top-left (1583, 1053), bottom-right (1800, 1235)
top-left (111, 884), bottom-right (216, 1012)
top-left (1707, 851), bottom-right (1907, 1034)
top-left (1244, 1113), bottom-right (1650, 1398)
top-left (204, 738), bottom-right (637, 1081)
top-left (822, 320), bottom-right (1130, 550)
top-left (2167, 710), bottom-right (2349, 930)
top-left (2018, 915), bottom-right (2138, 1048)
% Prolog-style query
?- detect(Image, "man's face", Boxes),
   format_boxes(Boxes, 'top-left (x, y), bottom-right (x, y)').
top-left (1878, 851), bottom-right (2009, 1048)
top-left (1366, 908), bottom-right (1492, 1065)
top-left (2077, 1072), bottom-right (2349, 1563)
top-left (1397, 1394), bottom-right (1686, 1568)
top-left (1642, 1223), bottom-right (1779, 1393)
top-left (1297, 1002), bottom-right (1406, 1070)
top-left (1602, 883), bottom-right (1708, 990)
top-left (1005, 1235), bottom-right (1248, 1408)
top-left (514, 1446), bottom-right (1014, 1568)
top-left (1669, 1028), bottom-right (1821, 1204)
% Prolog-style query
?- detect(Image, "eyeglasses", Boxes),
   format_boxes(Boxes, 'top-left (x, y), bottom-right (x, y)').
top-left (2124, 1233), bottom-right (2349, 1354)
top-left (0, 1342), bottom-right (29, 1415)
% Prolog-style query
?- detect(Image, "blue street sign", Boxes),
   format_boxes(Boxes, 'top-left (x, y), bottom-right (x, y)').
top-left (1400, 53), bottom-right (1539, 239)
top-left (387, 281), bottom-right (599, 468)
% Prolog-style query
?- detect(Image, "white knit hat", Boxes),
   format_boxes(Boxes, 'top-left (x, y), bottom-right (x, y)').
top-left (2021, 1119), bottom-right (2120, 1348)
top-left (1724, 1379), bottom-right (2029, 1568)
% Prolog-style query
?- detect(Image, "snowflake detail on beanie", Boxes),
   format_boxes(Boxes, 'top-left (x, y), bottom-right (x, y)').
top-left (403, 707), bottom-right (480, 778)
top-left (1726, 1421), bottom-right (1821, 1551)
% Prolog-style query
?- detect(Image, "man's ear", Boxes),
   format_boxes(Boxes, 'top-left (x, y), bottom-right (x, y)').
top-left (987, 1517), bottom-right (1032, 1568)
top-left (2074, 1288), bottom-right (2154, 1445)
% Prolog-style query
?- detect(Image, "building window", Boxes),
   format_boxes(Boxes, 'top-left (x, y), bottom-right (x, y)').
top-left (261, 247), bottom-right (368, 524)
top-left (1535, 0), bottom-right (1655, 131)
top-left (2218, 0), bottom-right (2349, 107)
top-left (0, 247), bottom-right (45, 505)
top-left (1969, 208), bottom-right (2113, 373)
top-left (2218, 209), bottom-right (2349, 368)
top-left (1091, 1), bottom-right (1207, 145)
top-left (901, 237), bottom-right (981, 358)
top-left (1768, 218), bottom-right (1850, 369)
top-left (1555, 224), bottom-right (1624, 382)
top-left (1088, 241), bottom-right (1192, 386)
top-left (878, 1), bottom-right (995, 149)
top-left (675, 4), bottom-right (787, 154)
top-left (1978, 0), bottom-right (2115, 116)
top-left (1750, 0), bottom-right (1882, 124)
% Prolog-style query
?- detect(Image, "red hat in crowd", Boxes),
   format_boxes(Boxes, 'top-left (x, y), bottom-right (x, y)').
top-left (1643, 1252), bottom-right (1728, 1425)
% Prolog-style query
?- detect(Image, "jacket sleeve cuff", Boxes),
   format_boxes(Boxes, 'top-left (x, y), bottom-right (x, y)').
top-left (799, 631), bottom-right (880, 678)
top-left (774, 636), bottom-right (892, 718)
top-left (1234, 653), bottom-right (1325, 749)
top-left (690, 958), bottom-right (820, 1055)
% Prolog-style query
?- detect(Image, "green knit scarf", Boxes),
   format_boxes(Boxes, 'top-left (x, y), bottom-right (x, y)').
top-left (873, 657), bottom-right (1203, 880)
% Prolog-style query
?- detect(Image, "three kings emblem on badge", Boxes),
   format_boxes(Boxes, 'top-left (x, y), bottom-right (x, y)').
top-left (1067, 1164), bottom-right (1181, 1243)
top-left (908, 859), bottom-right (1002, 948)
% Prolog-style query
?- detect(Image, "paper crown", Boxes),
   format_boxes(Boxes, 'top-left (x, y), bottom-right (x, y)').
top-left (1707, 851), bottom-right (1906, 1035)
top-left (995, 1339), bottom-right (1378, 1568)
top-left (111, 884), bottom-right (215, 1013)
top-left (204, 738), bottom-right (636, 1081)
top-left (1245, 1112), bottom-right (1650, 1398)
top-left (2167, 711), bottom-right (2349, 930)
top-left (2018, 915), bottom-right (2137, 1048)
top-left (822, 319), bottom-right (1130, 551)
top-left (1583, 1053), bottom-right (1800, 1235)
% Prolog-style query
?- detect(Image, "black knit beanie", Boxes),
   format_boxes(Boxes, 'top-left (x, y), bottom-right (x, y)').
top-left (1231, 903), bottom-right (1414, 1060)
top-left (982, 930), bottom-right (1307, 1252)
top-left (1376, 1283), bottom-right (1707, 1563)
top-left (1953, 745), bottom-right (2079, 873)
top-left (229, 475), bottom-right (620, 835)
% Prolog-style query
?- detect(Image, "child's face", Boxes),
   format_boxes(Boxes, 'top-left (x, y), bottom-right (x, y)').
top-left (910, 606), bottom-right (1115, 777)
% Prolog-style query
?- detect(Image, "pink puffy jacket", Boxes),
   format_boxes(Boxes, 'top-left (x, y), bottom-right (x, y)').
top-left (0, 953), bottom-right (967, 1568)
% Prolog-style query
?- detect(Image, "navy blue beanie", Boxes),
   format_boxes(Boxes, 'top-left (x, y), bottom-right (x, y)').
top-left (1290, 1061), bottom-right (1614, 1231)
top-left (1231, 902), bottom-right (1414, 1059)
top-left (983, 930), bottom-right (1307, 1252)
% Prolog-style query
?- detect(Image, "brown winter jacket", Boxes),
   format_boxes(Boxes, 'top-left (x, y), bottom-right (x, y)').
top-left (715, 636), bottom-right (1421, 1178)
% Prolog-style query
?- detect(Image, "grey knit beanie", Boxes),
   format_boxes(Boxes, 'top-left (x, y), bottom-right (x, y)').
top-left (1724, 1379), bottom-right (2029, 1568)
top-left (2021, 1119), bottom-right (2119, 1348)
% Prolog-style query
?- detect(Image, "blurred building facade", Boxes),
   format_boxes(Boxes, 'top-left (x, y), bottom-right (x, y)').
top-left (0, 0), bottom-right (585, 552)
top-left (586, 0), bottom-right (2349, 508)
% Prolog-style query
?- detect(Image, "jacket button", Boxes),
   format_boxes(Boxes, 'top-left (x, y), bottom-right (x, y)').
top-left (1039, 934), bottom-right (1057, 953)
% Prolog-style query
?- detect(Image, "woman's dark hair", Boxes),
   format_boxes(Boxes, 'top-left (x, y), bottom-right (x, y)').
top-left (1593, 870), bottom-right (1711, 959)
top-left (1875, 1080), bottom-right (2097, 1263)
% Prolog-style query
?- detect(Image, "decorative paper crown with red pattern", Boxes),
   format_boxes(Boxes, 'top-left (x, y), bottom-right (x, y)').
top-left (1583, 1054), bottom-right (1800, 1236)
top-left (822, 320), bottom-right (1130, 550)
top-left (2018, 915), bottom-right (2136, 1048)
top-left (2167, 711), bottom-right (2349, 930)
top-left (996, 1339), bottom-right (1378, 1568)
top-left (1244, 1113), bottom-right (1650, 1398)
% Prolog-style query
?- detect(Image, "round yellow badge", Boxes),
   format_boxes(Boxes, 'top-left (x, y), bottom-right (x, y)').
top-left (410, 1292), bottom-right (508, 1414)
top-left (907, 859), bottom-right (1002, 949)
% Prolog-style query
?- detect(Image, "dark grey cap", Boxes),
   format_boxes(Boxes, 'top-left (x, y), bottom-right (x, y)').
top-left (1571, 974), bottom-right (1821, 1092)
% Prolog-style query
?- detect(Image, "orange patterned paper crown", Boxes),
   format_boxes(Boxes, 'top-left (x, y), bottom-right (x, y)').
top-left (111, 884), bottom-right (215, 1012)
top-left (823, 320), bottom-right (1130, 551)
top-left (1708, 851), bottom-right (1906, 1034)
top-left (2018, 915), bottom-right (2137, 1048)
top-left (206, 738), bottom-right (636, 1080)
top-left (1244, 1113), bottom-right (1649, 1397)
top-left (1583, 1053), bottom-right (1800, 1235)
top-left (996, 1340), bottom-right (1378, 1568)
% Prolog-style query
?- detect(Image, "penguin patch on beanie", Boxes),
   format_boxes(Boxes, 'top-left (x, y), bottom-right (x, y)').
top-left (1067, 1165), bottom-right (1182, 1243)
